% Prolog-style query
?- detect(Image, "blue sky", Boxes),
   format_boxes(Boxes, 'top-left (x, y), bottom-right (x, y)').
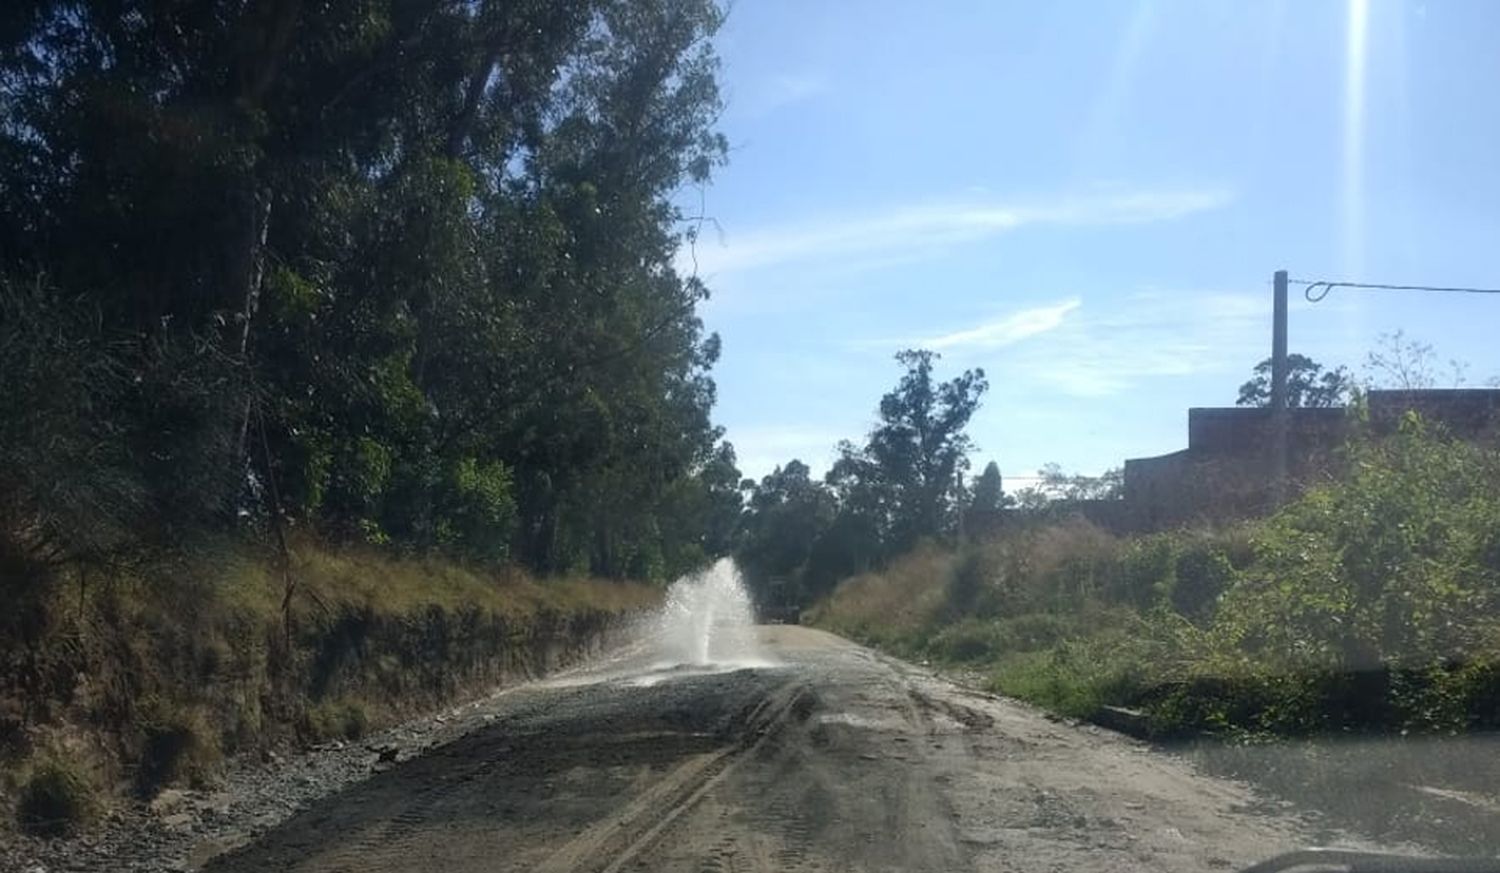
top-left (685, 0), bottom-right (1500, 485)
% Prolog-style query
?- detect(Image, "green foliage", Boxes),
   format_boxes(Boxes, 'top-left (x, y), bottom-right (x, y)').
top-left (830, 350), bottom-right (989, 554)
top-left (1112, 535), bottom-right (1174, 610)
top-left (816, 424), bottom-right (1500, 739)
top-left (1216, 420), bottom-right (1500, 675)
top-left (1168, 543), bottom-right (1235, 624)
top-left (964, 460), bottom-right (1006, 536)
top-left (17, 756), bottom-right (100, 837)
top-left (928, 618), bottom-right (1004, 663)
top-left (970, 462), bottom-right (1005, 512)
top-left (736, 460), bottom-right (837, 606)
top-left (440, 457), bottom-right (518, 562)
top-left (945, 549), bottom-right (988, 618)
top-left (0, 0), bottom-right (740, 583)
top-left (0, 280), bottom-right (143, 568)
top-left (741, 351), bottom-right (990, 608)
top-left (1237, 353), bottom-right (1353, 408)
top-left (989, 627), bottom-right (1166, 720)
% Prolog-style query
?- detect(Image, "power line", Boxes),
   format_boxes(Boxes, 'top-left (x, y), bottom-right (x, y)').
top-left (1292, 278), bottom-right (1500, 303)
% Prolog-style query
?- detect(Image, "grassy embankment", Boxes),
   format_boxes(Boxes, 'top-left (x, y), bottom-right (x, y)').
top-left (811, 420), bottom-right (1500, 738)
top-left (2, 540), bottom-right (656, 836)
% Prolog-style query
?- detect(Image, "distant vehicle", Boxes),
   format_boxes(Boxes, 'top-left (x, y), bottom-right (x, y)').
top-left (758, 578), bottom-right (800, 625)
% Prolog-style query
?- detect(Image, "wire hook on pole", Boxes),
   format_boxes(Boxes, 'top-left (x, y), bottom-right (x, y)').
top-left (1292, 278), bottom-right (1500, 303)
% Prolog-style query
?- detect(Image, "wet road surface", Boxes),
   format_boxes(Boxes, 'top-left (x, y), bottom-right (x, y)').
top-left (204, 626), bottom-right (1384, 873)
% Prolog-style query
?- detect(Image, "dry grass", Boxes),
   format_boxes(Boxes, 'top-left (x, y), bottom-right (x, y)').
top-left (4, 537), bottom-right (662, 828)
top-left (290, 542), bottom-right (660, 620)
top-left (806, 544), bottom-right (955, 651)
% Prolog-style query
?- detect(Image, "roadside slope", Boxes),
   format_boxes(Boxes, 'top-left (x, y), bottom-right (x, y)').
top-left (1, 540), bottom-right (655, 845)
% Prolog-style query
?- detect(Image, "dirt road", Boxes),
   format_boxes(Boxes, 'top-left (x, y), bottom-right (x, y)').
top-left (204, 626), bottom-right (1379, 873)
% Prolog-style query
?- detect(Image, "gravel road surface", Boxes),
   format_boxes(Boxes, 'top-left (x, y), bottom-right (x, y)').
top-left (191, 625), bottom-right (1389, 873)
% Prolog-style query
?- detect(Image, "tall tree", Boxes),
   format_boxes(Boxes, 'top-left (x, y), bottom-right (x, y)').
top-left (736, 460), bottom-right (836, 605)
top-left (831, 349), bottom-right (988, 553)
top-left (964, 460), bottom-right (1005, 536)
top-left (1237, 354), bottom-right (1352, 408)
top-left (0, 0), bottom-right (735, 582)
top-left (970, 462), bottom-right (1004, 512)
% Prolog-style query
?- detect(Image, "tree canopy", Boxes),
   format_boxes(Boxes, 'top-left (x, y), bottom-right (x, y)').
top-left (737, 350), bottom-right (988, 607)
top-left (1236, 354), bottom-right (1352, 408)
top-left (1, 0), bottom-right (738, 582)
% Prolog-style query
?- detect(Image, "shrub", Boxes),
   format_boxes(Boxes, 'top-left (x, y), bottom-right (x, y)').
top-left (1168, 541), bottom-right (1234, 624)
top-left (944, 550), bottom-right (988, 619)
top-left (136, 699), bottom-right (221, 795)
top-left (994, 612), bottom-right (1069, 652)
top-left (928, 619), bottom-right (1001, 663)
top-left (817, 421), bottom-right (1500, 740)
top-left (17, 756), bottom-right (99, 837)
top-left (1112, 535), bottom-right (1173, 610)
top-left (1022, 520), bottom-right (1119, 611)
top-left (990, 643), bottom-right (1142, 719)
top-left (304, 698), bottom-right (372, 742)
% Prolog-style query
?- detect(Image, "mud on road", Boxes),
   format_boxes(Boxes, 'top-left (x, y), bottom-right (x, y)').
top-left (197, 626), bottom-right (1389, 873)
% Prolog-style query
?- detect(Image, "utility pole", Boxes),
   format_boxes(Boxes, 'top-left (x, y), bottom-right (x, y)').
top-left (1269, 269), bottom-right (1289, 502)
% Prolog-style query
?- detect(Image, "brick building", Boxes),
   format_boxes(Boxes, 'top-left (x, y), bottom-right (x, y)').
top-left (1119, 390), bottom-right (1500, 530)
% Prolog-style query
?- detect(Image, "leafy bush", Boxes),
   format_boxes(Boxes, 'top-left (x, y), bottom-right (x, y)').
top-left (1112, 535), bottom-right (1173, 610)
top-left (989, 629), bottom-right (1163, 720)
top-left (994, 612), bottom-right (1071, 652)
top-left (928, 619), bottom-right (1002, 663)
top-left (1217, 421), bottom-right (1500, 676)
top-left (17, 756), bottom-right (99, 836)
top-left (440, 457), bottom-right (517, 562)
top-left (944, 550), bottom-right (988, 619)
top-left (816, 421), bottom-right (1500, 739)
top-left (1168, 541), bottom-right (1235, 624)
top-left (0, 279), bottom-right (143, 568)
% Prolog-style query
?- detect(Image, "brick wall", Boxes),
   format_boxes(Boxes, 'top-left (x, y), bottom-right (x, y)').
top-left (1118, 390), bottom-right (1500, 531)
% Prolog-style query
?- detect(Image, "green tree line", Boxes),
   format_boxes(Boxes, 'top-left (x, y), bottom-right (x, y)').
top-left (1, 0), bottom-right (741, 584)
top-left (736, 350), bottom-right (991, 607)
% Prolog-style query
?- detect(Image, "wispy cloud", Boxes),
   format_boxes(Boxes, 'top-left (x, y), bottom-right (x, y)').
top-left (734, 72), bottom-right (831, 118)
top-left (1011, 291), bottom-right (1266, 397)
top-left (919, 299), bottom-right (1081, 351)
top-left (683, 188), bottom-right (1234, 279)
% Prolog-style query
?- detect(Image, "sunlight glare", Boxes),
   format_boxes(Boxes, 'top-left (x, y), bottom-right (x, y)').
top-left (1341, 0), bottom-right (1369, 277)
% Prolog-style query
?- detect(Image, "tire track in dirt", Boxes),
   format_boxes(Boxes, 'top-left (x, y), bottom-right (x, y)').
top-left (202, 627), bottom-right (1404, 873)
top-left (205, 670), bottom-right (794, 873)
top-left (549, 682), bottom-right (817, 873)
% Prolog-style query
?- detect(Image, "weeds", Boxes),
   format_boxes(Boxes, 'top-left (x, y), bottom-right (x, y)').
top-left (17, 755), bottom-right (99, 837)
top-left (303, 699), bottom-right (372, 742)
top-left (813, 424), bottom-right (1500, 739)
top-left (0, 538), bottom-right (659, 826)
top-left (136, 699), bottom-right (221, 795)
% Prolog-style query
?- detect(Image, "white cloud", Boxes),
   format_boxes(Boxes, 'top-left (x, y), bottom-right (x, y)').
top-left (766, 73), bottom-right (828, 106)
top-left (734, 72), bottom-right (830, 118)
top-left (682, 188), bottom-right (1234, 279)
top-left (934, 291), bottom-right (1269, 399)
top-left (1035, 292), bottom-right (1267, 397)
top-left (725, 424), bottom-right (845, 482)
top-left (919, 299), bottom-right (1081, 351)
